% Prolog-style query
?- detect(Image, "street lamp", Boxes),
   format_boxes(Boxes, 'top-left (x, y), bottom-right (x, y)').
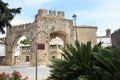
top-left (72, 14), bottom-right (78, 41)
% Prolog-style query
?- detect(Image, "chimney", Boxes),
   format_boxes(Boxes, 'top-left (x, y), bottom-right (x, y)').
top-left (106, 28), bottom-right (111, 37)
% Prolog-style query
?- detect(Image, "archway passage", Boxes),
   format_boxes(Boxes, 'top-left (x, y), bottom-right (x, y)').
top-left (49, 31), bottom-right (67, 61)
top-left (4, 22), bottom-right (35, 66)
top-left (5, 34), bottom-right (32, 66)
top-left (13, 36), bottom-right (31, 65)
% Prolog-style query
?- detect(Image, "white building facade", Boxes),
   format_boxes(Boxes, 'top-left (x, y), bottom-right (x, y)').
top-left (97, 29), bottom-right (112, 48)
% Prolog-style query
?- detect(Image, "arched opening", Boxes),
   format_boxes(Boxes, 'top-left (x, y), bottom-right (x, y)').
top-left (12, 35), bottom-right (31, 65)
top-left (49, 31), bottom-right (67, 61)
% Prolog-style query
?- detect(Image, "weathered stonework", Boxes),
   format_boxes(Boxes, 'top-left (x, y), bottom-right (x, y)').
top-left (111, 28), bottom-right (120, 46)
top-left (4, 9), bottom-right (97, 66)
top-left (76, 25), bottom-right (97, 47)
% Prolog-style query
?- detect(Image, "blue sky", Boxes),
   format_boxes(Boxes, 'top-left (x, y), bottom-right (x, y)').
top-left (2, 0), bottom-right (120, 36)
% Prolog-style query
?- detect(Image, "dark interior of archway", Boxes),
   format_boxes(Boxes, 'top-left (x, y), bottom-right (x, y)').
top-left (50, 32), bottom-right (66, 42)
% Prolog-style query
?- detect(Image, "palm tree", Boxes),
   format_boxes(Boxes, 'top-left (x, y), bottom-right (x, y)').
top-left (47, 40), bottom-right (120, 80)
top-left (47, 40), bottom-right (102, 80)
top-left (0, 0), bottom-right (21, 34)
top-left (93, 46), bottom-right (120, 80)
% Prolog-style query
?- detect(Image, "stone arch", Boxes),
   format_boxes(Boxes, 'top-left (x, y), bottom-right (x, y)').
top-left (50, 31), bottom-right (68, 43)
top-left (11, 34), bottom-right (32, 65)
top-left (49, 31), bottom-right (68, 61)
top-left (12, 35), bottom-right (29, 50)
top-left (5, 23), bottom-right (35, 65)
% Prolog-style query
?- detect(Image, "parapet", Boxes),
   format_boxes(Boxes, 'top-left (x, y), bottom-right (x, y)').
top-left (36, 9), bottom-right (64, 18)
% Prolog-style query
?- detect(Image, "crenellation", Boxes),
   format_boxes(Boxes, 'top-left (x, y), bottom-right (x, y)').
top-left (58, 11), bottom-right (64, 18)
top-left (49, 10), bottom-right (56, 16)
top-left (36, 9), bottom-right (64, 18)
top-left (10, 23), bottom-right (33, 33)
top-left (12, 23), bottom-right (31, 27)
top-left (38, 8), bottom-right (48, 16)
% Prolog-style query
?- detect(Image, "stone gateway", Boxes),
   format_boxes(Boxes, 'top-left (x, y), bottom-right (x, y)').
top-left (4, 9), bottom-right (97, 66)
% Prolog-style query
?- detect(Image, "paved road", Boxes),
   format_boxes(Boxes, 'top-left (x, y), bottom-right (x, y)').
top-left (0, 62), bottom-right (50, 80)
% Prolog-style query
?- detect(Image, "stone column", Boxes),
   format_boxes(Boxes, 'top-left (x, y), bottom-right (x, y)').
top-left (36, 31), bottom-right (49, 65)
top-left (4, 49), bottom-right (15, 66)
top-left (30, 40), bottom-right (36, 66)
top-left (11, 51), bottom-right (15, 65)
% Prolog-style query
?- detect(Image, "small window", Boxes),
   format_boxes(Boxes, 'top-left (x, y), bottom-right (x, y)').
top-left (52, 45), bottom-right (57, 49)
top-left (52, 56), bottom-right (55, 59)
top-left (26, 56), bottom-right (29, 62)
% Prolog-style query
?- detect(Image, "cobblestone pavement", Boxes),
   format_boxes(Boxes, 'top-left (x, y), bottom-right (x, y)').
top-left (0, 62), bottom-right (50, 80)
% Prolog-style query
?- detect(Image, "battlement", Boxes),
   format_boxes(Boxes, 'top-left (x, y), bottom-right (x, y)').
top-left (37, 9), bottom-right (64, 18)
top-left (12, 23), bottom-right (32, 27)
top-left (7, 23), bottom-right (33, 33)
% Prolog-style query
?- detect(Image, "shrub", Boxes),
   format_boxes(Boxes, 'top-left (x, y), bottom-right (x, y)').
top-left (0, 70), bottom-right (28, 80)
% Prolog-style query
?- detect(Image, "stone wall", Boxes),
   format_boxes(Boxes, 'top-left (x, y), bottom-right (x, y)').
top-left (75, 25), bottom-right (97, 47)
top-left (111, 28), bottom-right (120, 46)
